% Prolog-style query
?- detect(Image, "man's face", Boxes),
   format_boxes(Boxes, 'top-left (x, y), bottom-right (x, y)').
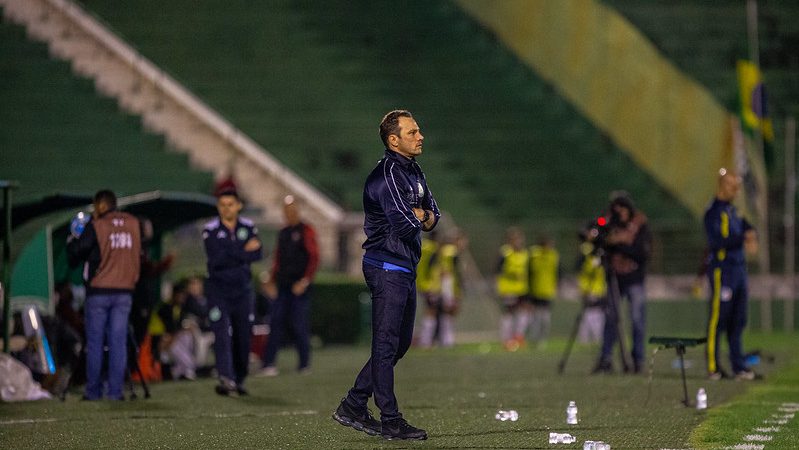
top-left (390, 117), bottom-right (424, 159)
top-left (509, 232), bottom-right (524, 250)
top-left (719, 174), bottom-right (742, 201)
top-left (284, 202), bottom-right (300, 225)
top-left (217, 195), bottom-right (242, 222)
top-left (187, 278), bottom-right (203, 297)
top-left (92, 200), bottom-right (109, 219)
top-left (613, 204), bottom-right (631, 223)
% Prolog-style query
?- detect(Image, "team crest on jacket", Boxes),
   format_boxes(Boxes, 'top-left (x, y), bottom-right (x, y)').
top-left (407, 181), bottom-right (424, 203)
top-left (237, 227), bottom-right (249, 241)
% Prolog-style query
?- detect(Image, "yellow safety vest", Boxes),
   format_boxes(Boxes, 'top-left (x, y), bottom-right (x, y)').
top-left (529, 245), bottom-right (559, 300)
top-left (428, 243), bottom-right (460, 297)
top-left (496, 245), bottom-right (529, 297)
top-left (578, 254), bottom-right (607, 298)
top-left (416, 237), bottom-right (438, 292)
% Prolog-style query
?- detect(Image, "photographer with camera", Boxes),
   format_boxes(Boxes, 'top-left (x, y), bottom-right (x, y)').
top-left (592, 192), bottom-right (652, 374)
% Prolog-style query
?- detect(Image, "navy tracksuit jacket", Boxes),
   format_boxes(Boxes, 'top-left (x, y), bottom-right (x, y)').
top-left (704, 198), bottom-right (752, 375)
top-left (203, 216), bottom-right (262, 384)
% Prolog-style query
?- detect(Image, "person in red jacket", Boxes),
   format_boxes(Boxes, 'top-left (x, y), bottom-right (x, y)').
top-left (258, 195), bottom-right (319, 376)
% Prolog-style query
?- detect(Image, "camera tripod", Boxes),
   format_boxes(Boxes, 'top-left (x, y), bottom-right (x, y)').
top-left (558, 258), bottom-right (631, 374)
top-left (126, 324), bottom-right (150, 399)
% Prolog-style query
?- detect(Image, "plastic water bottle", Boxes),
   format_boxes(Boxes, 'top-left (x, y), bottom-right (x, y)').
top-left (549, 432), bottom-right (576, 444)
top-left (495, 409), bottom-right (519, 421)
top-left (567, 401), bottom-right (578, 425)
top-left (696, 388), bottom-right (707, 410)
top-left (70, 211), bottom-right (89, 238)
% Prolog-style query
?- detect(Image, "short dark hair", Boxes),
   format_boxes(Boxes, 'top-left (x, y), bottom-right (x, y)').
top-left (379, 110), bottom-right (413, 148)
top-left (216, 189), bottom-right (240, 200)
top-left (93, 189), bottom-right (117, 210)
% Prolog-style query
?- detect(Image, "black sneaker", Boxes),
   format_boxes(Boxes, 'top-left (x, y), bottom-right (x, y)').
top-left (332, 398), bottom-right (381, 436)
top-left (381, 418), bottom-right (427, 441)
top-left (215, 377), bottom-right (238, 397)
top-left (591, 359), bottom-right (613, 375)
top-left (236, 385), bottom-right (249, 396)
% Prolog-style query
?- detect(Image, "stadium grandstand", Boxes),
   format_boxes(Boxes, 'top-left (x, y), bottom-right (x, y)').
top-left (0, 0), bottom-right (797, 292)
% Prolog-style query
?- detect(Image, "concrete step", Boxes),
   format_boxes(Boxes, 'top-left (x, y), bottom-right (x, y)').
top-left (0, 0), bottom-right (354, 271)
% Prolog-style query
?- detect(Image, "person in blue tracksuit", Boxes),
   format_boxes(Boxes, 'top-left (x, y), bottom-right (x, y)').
top-left (704, 169), bottom-right (758, 381)
top-left (333, 110), bottom-right (440, 441)
top-left (203, 190), bottom-right (263, 395)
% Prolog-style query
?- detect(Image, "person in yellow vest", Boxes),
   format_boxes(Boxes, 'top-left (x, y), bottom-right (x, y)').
top-left (576, 240), bottom-right (606, 344)
top-left (495, 227), bottom-right (529, 351)
top-left (418, 229), bottom-right (467, 348)
top-left (416, 231), bottom-right (439, 305)
top-left (528, 236), bottom-right (560, 347)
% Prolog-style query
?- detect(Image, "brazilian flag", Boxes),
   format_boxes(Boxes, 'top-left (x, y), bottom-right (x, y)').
top-left (736, 60), bottom-right (774, 167)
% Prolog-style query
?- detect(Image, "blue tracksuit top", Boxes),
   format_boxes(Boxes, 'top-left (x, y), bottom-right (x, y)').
top-left (703, 198), bottom-right (752, 270)
top-left (362, 149), bottom-right (440, 271)
top-left (203, 216), bottom-right (263, 293)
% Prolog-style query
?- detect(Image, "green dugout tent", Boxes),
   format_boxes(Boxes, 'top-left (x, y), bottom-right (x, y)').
top-left (2, 191), bottom-right (219, 314)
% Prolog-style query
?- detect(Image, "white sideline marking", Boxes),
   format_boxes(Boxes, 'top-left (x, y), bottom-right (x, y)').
top-left (0, 410), bottom-right (318, 426)
top-left (0, 418), bottom-right (57, 425)
top-left (743, 434), bottom-right (772, 442)
top-left (724, 401), bottom-right (798, 449)
top-left (763, 418), bottom-right (788, 424)
top-left (213, 410), bottom-right (317, 418)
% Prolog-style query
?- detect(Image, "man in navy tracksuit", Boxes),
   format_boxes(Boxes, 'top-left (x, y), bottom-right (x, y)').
top-left (334, 110), bottom-right (440, 441)
top-left (704, 169), bottom-right (758, 381)
top-left (203, 190), bottom-right (263, 396)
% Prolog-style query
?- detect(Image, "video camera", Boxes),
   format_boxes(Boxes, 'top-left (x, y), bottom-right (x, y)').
top-left (578, 213), bottom-right (611, 255)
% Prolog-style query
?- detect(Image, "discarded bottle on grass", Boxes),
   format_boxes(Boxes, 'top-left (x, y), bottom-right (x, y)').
top-left (494, 409), bottom-right (519, 421)
top-left (567, 401), bottom-right (578, 424)
top-left (696, 388), bottom-right (707, 410)
top-left (549, 432), bottom-right (576, 444)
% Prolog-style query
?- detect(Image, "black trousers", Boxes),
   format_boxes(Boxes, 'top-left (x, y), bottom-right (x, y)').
top-left (346, 262), bottom-right (417, 422)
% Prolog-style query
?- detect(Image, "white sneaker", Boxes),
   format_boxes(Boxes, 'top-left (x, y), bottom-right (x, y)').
top-left (735, 370), bottom-right (756, 381)
top-left (257, 366), bottom-right (279, 377)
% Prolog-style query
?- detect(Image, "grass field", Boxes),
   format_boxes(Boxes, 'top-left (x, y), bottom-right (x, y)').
top-left (1, 333), bottom-right (798, 449)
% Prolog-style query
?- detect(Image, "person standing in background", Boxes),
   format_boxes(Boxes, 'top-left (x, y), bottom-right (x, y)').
top-left (259, 195), bottom-right (319, 376)
top-left (704, 169), bottom-right (758, 381)
top-left (203, 189), bottom-right (262, 396)
top-left (496, 227), bottom-right (529, 351)
top-left (418, 229), bottom-right (466, 348)
top-left (67, 189), bottom-right (141, 400)
top-left (593, 192), bottom-right (651, 374)
top-left (528, 235), bottom-right (560, 347)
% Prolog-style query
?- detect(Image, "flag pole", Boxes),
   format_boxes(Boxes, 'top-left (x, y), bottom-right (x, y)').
top-left (747, 0), bottom-right (772, 331)
top-left (785, 117), bottom-right (796, 332)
